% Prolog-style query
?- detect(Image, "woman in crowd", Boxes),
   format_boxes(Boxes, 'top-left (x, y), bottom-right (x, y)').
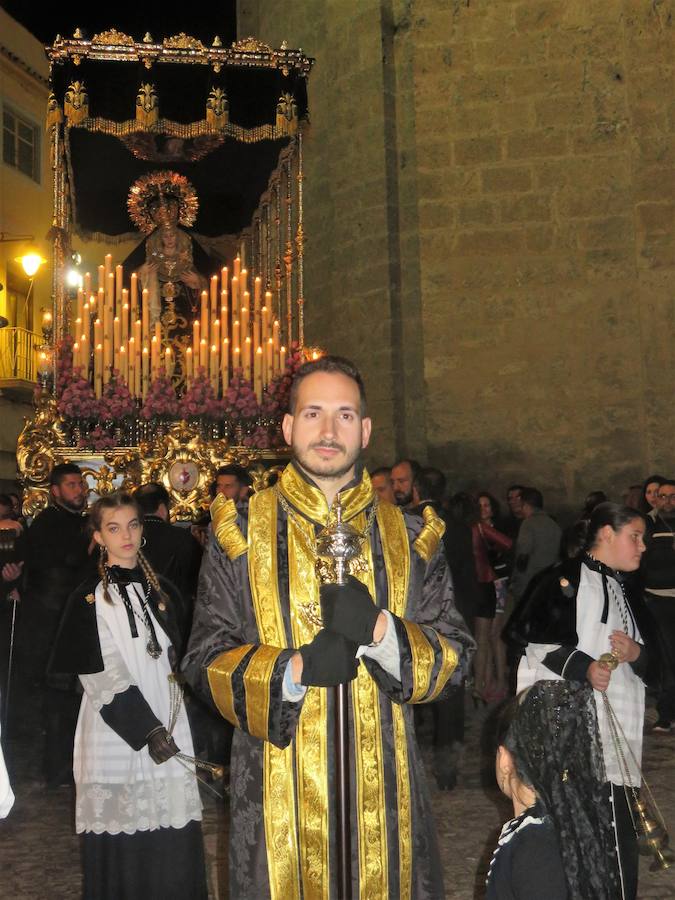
top-left (487, 680), bottom-right (619, 899)
top-left (472, 493), bottom-right (513, 703)
top-left (640, 474), bottom-right (666, 516)
top-left (506, 503), bottom-right (659, 899)
top-left (50, 491), bottom-right (207, 900)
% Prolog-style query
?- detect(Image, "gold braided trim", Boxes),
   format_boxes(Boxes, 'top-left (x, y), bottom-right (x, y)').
top-left (69, 117), bottom-right (297, 142)
top-left (211, 494), bottom-right (248, 560)
top-left (248, 489), bottom-right (301, 900)
top-left (402, 621), bottom-right (436, 703)
top-left (352, 512), bottom-right (389, 898)
top-left (375, 502), bottom-right (412, 898)
top-left (244, 645), bottom-right (284, 741)
top-left (287, 513), bottom-right (330, 900)
top-left (413, 505), bottom-right (446, 562)
top-left (278, 463), bottom-right (374, 525)
top-left (423, 635), bottom-right (459, 704)
top-left (206, 643), bottom-right (253, 728)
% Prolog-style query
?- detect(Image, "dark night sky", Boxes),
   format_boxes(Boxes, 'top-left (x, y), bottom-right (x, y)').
top-left (0, 2), bottom-right (237, 47)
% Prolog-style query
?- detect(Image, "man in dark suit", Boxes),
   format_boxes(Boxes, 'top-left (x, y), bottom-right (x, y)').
top-left (133, 483), bottom-right (201, 642)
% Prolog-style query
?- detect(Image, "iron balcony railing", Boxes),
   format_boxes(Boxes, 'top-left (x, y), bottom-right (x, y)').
top-left (0, 327), bottom-right (41, 382)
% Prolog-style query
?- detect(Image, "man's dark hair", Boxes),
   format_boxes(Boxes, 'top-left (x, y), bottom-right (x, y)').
top-left (421, 467), bottom-right (447, 504)
top-left (209, 464), bottom-right (252, 498)
top-left (506, 483), bottom-right (525, 496)
top-left (289, 355), bottom-right (367, 416)
top-left (393, 458), bottom-right (422, 481)
top-left (50, 462), bottom-right (82, 487)
top-left (134, 482), bottom-right (171, 515)
top-left (520, 487), bottom-right (543, 509)
top-left (370, 466), bottom-right (391, 478)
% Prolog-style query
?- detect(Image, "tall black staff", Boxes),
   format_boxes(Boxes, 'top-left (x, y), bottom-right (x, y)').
top-left (316, 500), bottom-right (364, 900)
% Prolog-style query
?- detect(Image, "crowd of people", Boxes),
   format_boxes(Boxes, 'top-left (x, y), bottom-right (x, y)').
top-left (0, 356), bottom-right (673, 899)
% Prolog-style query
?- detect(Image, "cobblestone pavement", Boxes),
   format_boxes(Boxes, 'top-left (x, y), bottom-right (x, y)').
top-left (1, 696), bottom-right (673, 899)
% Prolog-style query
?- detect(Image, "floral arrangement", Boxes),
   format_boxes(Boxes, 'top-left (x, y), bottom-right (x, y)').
top-left (98, 374), bottom-right (135, 421)
top-left (56, 336), bottom-right (76, 396)
top-left (57, 371), bottom-right (99, 419)
top-left (223, 371), bottom-right (260, 421)
top-left (84, 424), bottom-right (116, 451)
top-left (141, 374), bottom-right (179, 420)
top-left (179, 369), bottom-right (218, 418)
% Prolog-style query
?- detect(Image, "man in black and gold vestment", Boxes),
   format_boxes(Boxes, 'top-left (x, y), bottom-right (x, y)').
top-left (183, 355), bottom-right (475, 899)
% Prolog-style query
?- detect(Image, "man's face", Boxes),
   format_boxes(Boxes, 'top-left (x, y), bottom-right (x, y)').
top-left (656, 484), bottom-right (675, 516)
top-left (507, 489), bottom-right (523, 517)
top-left (391, 462), bottom-right (414, 507)
top-left (52, 474), bottom-right (87, 512)
top-left (282, 371), bottom-right (371, 483)
top-left (216, 475), bottom-right (243, 502)
top-left (371, 472), bottom-right (395, 504)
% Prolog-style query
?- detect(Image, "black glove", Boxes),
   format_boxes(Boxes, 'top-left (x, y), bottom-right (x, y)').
top-left (146, 726), bottom-right (180, 764)
top-left (320, 575), bottom-right (380, 646)
top-left (299, 628), bottom-right (359, 687)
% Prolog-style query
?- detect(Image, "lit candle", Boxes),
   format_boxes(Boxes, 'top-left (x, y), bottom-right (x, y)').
top-left (266, 337), bottom-right (274, 384)
top-left (97, 265), bottom-right (105, 292)
top-left (128, 338), bottom-right (136, 396)
top-left (212, 319), bottom-right (220, 351)
top-left (141, 345), bottom-right (150, 399)
top-left (200, 291), bottom-right (208, 344)
top-left (210, 275), bottom-right (218, 321)
top-left (113, 317), bottom-right (121, 374)
top-left (200, 337), bottom-right (208, 370)
top-left (185, 347), bottom-right (193, 383)
top-left (115, 264), bottom-right (123, 312)
top-left (232, 319), bottom-right (240, 351)
top-left (240, 268), bottom-right (248, 296)
top-left (233, 345), bottom-right (241, 373)
top-left (141, 288), bottom-right (149, 344)
top-left (80, 332), bottom-right (89, 376)
top-left (97, 287), bottom-right (104, 323)
top-left (104, 253), bottom-right (112, 280)
top-left (83, 271), bottom-right (91, 295)
top-left (280, 345), bottom-right (287, 372)
top-left (122, 301), bottom-right (129, 346)
top-left (74, 317), bottom-right (82, 344)
top-left (151, 335), bottom-right (159, 376)
top-left (192, 320), bottom-right (200, 362)
top-left (221, 266), bottom-right (228, 295)
top-left (261, 305), bottom-right (270, 341)
top-left (164, 345), bottom-right (173, 377)
top-left (94, 318), bottom-right (102, 350)
top-left (254, 276), bottom-right (262, 312)
top-left (272, 319), bottom-right (280, 358)
top-left (254, 345), bottom-right (263, 403)
top-left (231, 276), bottom-right (239, 319)
top-left (221, 337), bottom-right (230, 389)
top-left (253, 314), bottom-right (260, 354)
top-left (220, 298), bottom-right (229, 342)
top-left (72, 341), bottom-right (80, 373)
top-left (119, 345), bottom-right (127, 384)
top-left (130, 273), bottom-right (138, 320)
top-left (95, 344), bottom-right (103, 398)
top-left (243, 336), bottom-right (252, 381)
top-left (241, 304), bottom-right (249, 342)
top-left (233, 255), bottom-right (241, 278)
top-left (76, 288), bottom-right (84, 326)
top-left (210, 344), bottom-right (218, 389)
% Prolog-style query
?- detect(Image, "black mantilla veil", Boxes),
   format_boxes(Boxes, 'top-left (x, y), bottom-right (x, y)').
top-left (498, 680), bottom-right (620, 900)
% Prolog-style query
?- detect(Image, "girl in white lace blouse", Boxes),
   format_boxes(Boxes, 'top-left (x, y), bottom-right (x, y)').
top-left (50, 492), bottom-right (207, 900)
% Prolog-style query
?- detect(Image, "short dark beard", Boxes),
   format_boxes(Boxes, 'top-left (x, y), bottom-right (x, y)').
top-left (395, 490), bottom-right (413, 507)
top-left (292, 441), bottom-right (361, 485)
top-left (56, 497), bottom-right (85, 514)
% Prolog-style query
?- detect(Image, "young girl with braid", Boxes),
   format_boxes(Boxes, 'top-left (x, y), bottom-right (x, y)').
top-left (49, 492), bottom-right (207, 900)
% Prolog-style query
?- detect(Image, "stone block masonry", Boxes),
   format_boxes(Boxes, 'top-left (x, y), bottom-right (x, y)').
top-left (239, 0), bottom-right (674, 512)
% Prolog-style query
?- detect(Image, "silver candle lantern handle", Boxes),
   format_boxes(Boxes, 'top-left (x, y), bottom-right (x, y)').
top-left (315, 496), bottom-right (364, 585)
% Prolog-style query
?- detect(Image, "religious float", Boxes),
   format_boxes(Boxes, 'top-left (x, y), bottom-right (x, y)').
top-left (18, 28), bottom-right (315, 519)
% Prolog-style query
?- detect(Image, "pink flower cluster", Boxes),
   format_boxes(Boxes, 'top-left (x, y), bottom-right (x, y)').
top-left (82, 425), bottom-right (116, 451)
top-left (56, 336), bottom-right (75, 396)
top-left (57, 372), bottom-right (99, 419)
top-left (242, 424), bottom-right (271, 449)
top-left (223, 371), bottom-right (260, 421)
top-left (180, 369), bottom-right (218, 418)
top-left (141, 374), bottom-right (179, 420)
top-left (99, 374), bottom-right (135, 421)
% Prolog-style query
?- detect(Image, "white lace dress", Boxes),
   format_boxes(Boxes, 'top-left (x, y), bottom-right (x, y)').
top-left (73, 580), bottom-right (202, 835)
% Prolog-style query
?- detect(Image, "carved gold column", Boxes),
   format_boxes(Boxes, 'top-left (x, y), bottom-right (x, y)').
top-left (295, 133), bottom-right (304, 348)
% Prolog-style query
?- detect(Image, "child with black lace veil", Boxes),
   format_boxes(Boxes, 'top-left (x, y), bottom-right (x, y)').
top-left (506, 503), bottom-right (661, 899)
top-left (487, 680), bottom-right (620, 900)
top-left (49, 492), bottom-right (207, 900)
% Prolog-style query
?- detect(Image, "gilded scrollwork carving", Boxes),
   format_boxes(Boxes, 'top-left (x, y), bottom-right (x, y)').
top-left (91, 29), bottom-right (135, 47)
top-left (64, 81), bottom-right (89, 125)
top-left (163, 34), bottom-right (206, 52)
top-left (16, 394), bottom-right (64, 489)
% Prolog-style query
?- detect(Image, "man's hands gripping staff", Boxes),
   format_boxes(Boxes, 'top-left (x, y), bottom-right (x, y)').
top-left (290, 576), bottom-right (388, 688)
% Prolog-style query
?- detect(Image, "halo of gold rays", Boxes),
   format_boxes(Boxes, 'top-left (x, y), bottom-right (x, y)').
top-left (127, 170), bottom-right (199, 233)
